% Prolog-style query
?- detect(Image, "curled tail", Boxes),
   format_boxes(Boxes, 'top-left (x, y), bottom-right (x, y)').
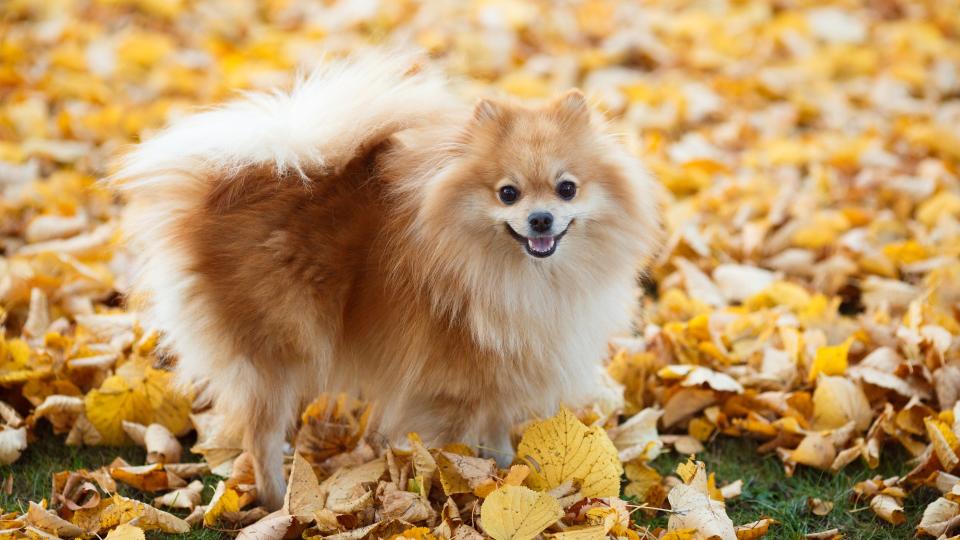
top-left (112, 49), bottom-right (460, 336)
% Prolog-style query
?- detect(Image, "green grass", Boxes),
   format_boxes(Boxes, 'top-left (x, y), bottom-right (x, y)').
top-left (645, 437), bottom-right (940, 539)
top-left (2, 426), bottom-right (223, 539)
top-left (3, 430), bottom-right (939, 539)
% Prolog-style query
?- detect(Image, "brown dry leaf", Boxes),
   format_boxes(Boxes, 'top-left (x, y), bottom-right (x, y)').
top-left (811, 376), bottom-right (871, 432)
top-left (516, 407), bottom-right (622, 497)
top-left (788, 434), bottom-right (837, 471)
top-left (666, 461), bottom-right (736, 540)
top-left (121, 421), bottom-right (148, 446)
top-left (606, 407), bottom-right (664, 462)
top-left (320, 457), bottom-right (385, 513)
top-left (926, 417), bottom-right (960, 471)
top-left (153, 480), bottom-right (204, 510)
top-left (918, 497), bottom-right (960, 537)
top-left (435, 450), bottom-right (497, 496)
top-left (869, 493), bottom-right (905, 525)
top-left (408, 432), bottom-right (438, 496)
top-left (480, 485), bottom-right (562, 540)
top-left (25, 501), bottom-right (84, 537)
top-left (734, 518), bottom-right (776, 539)
top-left (145, 424), bottom-right (182, 464)
top-left (31, 395), bottom-right (83, 433)
top-left (807, 498), bottom-right (834, 516)
top-left (164, 462), bottom-right (210, 479)
top-left (284, 452), bottom-right (324, 520)
top-left (804, 529), bottom-right (842, 540)
top-left (97, 494), bottom-right (190, 534)
top-left (623, 461), bottom-right (662, 502)
top-left (663, 389), bottom-right (717, 428)
top-left (720, 480), bottom-right (743, 500)
top-left (66, 413), bottom-right (103, 446)
top-left (110, 463), bottom-right (181, 492)
top-left (237, 512), bottom-right (296, 540)
top-left (380, 482), bottom-right (437, 522)
top-left (295, 393), bottom-right (372, 465)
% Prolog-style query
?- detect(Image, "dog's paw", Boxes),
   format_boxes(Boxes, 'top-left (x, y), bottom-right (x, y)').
top-left (256, 468), bottom-right (288, 511)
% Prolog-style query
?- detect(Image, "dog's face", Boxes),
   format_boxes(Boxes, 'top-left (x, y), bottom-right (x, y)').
top-left (418, 90), bottom-right (654, 268)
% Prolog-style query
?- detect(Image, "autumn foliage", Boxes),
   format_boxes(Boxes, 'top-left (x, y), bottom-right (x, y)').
top-left (2, 0), bottom-right (960, 538)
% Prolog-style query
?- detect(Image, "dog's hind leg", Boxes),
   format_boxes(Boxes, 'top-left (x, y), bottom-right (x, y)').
top-left (218, 357), bottom-right (315, 510)
top-left (243, 391), bottom-right (292, 510)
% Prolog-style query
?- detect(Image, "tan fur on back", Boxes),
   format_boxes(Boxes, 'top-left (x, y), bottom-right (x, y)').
top-left (113, 52), bottom-right (661, 508)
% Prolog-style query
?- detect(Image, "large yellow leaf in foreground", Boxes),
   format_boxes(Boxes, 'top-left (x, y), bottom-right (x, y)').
top-left (480, 485), bottom-right (562, 540)
top-left (85, 358), bottom-right (192, 445)
top-left (516, 407), bottom-right (622, 497)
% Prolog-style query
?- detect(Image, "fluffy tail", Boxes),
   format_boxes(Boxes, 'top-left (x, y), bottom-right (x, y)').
top-left (113, 47), bottom-right (459, 303)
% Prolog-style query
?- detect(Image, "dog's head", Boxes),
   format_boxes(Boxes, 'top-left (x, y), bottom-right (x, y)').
top-left (416, 90), bottom-right (660, 271)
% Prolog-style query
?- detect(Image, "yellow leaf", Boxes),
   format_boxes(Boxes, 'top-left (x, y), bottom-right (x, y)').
top-left (84, 375), bottom-right (151, 446)
top-left (808, 339), bottom-right (853, 383)
top-left (926, 417), bottom-right (960, 471)
top-left (516, 407), bottom-right (622, 497)
top-left (436, 450), bottom-right (497, 496)
top-left (503, 464), bottom-right (530, 486)
top-left (661, 530), bottom-right (697, 540)
top-left (676, 457), bottom-right (697, 483)
top-left (97, 495), bottom-right (189, 534)
top-left (25, 501), bottom-right (84, 538)
top-left (205, 481), bottom-right (241, 526)
top-left (789, 434), bottom-right (836, 471)
top-left (84, 359), bottom-right (192, 445)
top-left (105, 524), bottom-right (146, 540)
top-left (812, 375), bottom-right (872, 431)
top-left (480, 485), bottom-right (562, 540)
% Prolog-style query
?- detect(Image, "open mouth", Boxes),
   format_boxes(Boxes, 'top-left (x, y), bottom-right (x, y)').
top-left (505, 222), bottom-right (571, 258)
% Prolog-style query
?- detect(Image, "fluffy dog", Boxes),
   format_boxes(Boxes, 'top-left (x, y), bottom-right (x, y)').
top-left (114, 52), bottom-right (661, 508)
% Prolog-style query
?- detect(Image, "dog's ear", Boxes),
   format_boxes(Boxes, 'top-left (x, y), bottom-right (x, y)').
top-left (473, 98), bottom-right (505, 123)
top-left (552, 89), bottom-right (589, 125)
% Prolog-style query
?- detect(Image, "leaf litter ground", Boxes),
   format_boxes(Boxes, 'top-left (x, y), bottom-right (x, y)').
top-left (2, 0), bottom-right (960, 539)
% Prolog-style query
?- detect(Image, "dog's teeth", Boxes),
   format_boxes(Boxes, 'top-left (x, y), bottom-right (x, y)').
top-left (528, 236), bottom-right (555, 253)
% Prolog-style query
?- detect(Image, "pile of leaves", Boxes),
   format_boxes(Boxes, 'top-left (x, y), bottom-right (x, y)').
top-left (2, 0), bottom-right (960, 538)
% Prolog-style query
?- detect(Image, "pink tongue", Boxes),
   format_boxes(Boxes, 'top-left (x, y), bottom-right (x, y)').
top-left (528, 236), bottom-right (555, 252)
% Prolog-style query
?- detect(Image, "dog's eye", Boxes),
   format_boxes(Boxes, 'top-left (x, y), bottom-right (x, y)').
top-left (498, 185), bottom-right (520, 205)
top-left (556, 180), bottom-right (577, 200)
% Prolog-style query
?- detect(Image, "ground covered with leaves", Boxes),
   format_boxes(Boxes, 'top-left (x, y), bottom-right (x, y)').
top-left (2, 0), bottom-right (960, 539)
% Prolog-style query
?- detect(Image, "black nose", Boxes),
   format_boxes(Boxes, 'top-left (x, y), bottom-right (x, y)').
top-left (528, 211), bottom-right (554, 233)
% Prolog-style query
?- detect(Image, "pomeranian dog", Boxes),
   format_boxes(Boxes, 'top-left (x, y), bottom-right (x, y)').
top-left (114, 52), bottom-right (660, 508)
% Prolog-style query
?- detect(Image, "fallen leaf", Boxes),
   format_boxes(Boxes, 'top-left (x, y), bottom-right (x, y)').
top-left (666, 461), bottom-right (736, 540)
top-left (807, 498), bottom-right (834, 516)
top-left (435, 450), bottom-right (497, 496)
top-left (480, 485), bottom-right (562, 540)
top-left (870, 493), bottom-right (905, 525)
top-left (517, 408), bottom-right (622, 497)
top-left (237, 512), bottom-right (296, 540)
top-left (606, 407), bottom-right (664, 462)
top-left (104, 523), bottom-right (145, 540)
top-left (812, 376), bottom-right (871, 431)
top-left (25, 501), bottom-right (83, 537)
top-left (153, 480), bottom-right (204, 510)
